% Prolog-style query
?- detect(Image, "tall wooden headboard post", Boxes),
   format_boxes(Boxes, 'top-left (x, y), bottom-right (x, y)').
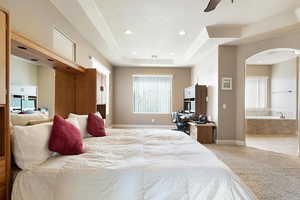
top-left (0, 7), bottom-right (10, 200)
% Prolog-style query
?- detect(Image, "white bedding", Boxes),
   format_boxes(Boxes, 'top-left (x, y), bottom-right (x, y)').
top-left (12, 129), bottom-right (256, 200)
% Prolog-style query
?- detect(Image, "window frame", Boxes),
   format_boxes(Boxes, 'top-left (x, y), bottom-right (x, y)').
top-left (132, 74), bottom-right (173, 114)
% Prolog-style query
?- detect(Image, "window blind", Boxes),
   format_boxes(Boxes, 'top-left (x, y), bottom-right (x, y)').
top-left (133, 75), bottom-right (172, 113)
top-left (245, 77), bottom-right (268, 110)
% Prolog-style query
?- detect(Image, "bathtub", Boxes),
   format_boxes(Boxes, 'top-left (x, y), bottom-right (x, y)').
top-left (246, 115), bottom-right (297, 135)
top-left (246, 115), bottom-right (293, 120)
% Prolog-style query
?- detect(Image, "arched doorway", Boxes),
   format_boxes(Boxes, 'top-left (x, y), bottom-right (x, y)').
top-left (244, 48), bottom-right (300, 156)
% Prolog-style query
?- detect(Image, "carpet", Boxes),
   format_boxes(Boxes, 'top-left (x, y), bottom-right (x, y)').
top-left (206, 144), bottom-right (300, 200)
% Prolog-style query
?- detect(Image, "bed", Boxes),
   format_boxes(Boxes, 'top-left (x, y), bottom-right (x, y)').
top-left (12, 129), bottom-right (256, 200)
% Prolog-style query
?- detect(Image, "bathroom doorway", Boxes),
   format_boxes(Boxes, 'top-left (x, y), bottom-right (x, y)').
top-left (245, 48), bottom-right (299, 156)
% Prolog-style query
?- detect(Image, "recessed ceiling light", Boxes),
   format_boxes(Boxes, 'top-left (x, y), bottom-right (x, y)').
top-left (132, 51), bottom-right (137, 55)
top-left (124, 29), bottom-right (133, 35)
top-left (170, 52), bottom-right (175, 56)
top-left (179, 30), bottom-right (186, 36)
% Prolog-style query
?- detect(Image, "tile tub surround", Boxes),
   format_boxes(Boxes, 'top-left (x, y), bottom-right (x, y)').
top-left (246, 118), bottom-right (297, 135)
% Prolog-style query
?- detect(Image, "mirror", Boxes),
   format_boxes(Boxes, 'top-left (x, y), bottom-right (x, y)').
top-left (10, 55), bottom-right (55, 125)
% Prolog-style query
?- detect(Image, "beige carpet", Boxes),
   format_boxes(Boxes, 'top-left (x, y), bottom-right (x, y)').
top-left (206, 144), bottom-right (300, 200)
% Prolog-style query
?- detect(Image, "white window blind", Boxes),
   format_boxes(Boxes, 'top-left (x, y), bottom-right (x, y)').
top-left (133, 75), bottom-right (172, 113)
top-left (245, 77), bottom-right (268, 109)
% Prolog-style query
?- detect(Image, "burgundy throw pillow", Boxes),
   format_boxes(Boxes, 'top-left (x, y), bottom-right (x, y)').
top-left (49, 115), bottom-right (84, 155)
top-left (87, 113), bottom-right (106, 137)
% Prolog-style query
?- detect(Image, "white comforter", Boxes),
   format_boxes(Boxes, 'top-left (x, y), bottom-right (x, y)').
top-left (12, 129), bottom-right (256, 200)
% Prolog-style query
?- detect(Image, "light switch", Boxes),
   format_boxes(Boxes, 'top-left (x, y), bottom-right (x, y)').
top-left (223, 104), bottom-right (227, 109)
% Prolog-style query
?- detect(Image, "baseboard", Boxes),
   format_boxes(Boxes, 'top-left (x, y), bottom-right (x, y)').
top-left (216, 140), bottom-right (246, 146)
top-left (112, 124), bottom-right (176, 129)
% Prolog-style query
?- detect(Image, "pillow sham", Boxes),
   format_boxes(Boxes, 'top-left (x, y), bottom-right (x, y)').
top-left (87, 113), bottom-right (106, 137)
top-left (48, 115), bottom-right (83, 155)
top-left (13, 122), bottom-right (53, 170)
top-left (12, 118), bottom-right (80, 170)
top-left (68, 112), bottom-right (102, 138)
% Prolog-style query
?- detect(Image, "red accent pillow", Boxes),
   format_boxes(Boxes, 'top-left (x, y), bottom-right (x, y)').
top-left (87, 113), bottom-right (106, 137)
top-left (49, 115), bottom-right (84, 155)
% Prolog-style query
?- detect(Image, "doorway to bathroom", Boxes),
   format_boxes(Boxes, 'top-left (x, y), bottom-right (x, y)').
top-left (245, 48), bottom-right (299, 156)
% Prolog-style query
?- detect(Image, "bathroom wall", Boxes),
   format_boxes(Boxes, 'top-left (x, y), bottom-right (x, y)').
top-left (271, 58), bottom-right (297, 119)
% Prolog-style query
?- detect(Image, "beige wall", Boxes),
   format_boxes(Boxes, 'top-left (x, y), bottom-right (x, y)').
top-left (113, 67), bottom-right (191, 126)
top-left (246, 65), bottom-right (272, 77)
top-left (271, 58), bottom-right (297, 119)
top-left (218, 46), bottom-right (237, 141)
top-left (191, 48), bottom-right (219, 124)
top-left (0, 0), bottom-right (114, 125)
top-left (191, 46), bottom-right (238, 141)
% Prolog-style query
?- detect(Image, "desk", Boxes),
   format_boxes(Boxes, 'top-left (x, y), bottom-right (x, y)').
top-left (188, 122), bottom-right (215, 144)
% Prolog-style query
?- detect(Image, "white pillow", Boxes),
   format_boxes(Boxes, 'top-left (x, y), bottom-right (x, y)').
top-left (68, 113), bottom-right (102, 138)
top-left (13, 118), bottom-right (80, 170)
top-left (13, 122), bottom-right (52, 170)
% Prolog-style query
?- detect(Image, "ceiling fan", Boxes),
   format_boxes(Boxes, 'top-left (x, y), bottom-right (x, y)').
top-left (204, 0), bottom-right (234, 12)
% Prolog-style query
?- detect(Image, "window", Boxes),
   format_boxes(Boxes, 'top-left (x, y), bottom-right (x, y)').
top-left (91, 57), bottom-right (110, 114)
top-left (133, 75), bottom-right (172, 114)
top-left (53, 28), bottom-right (76, 62)
top-left (245, 76), bottom-right (268, 110)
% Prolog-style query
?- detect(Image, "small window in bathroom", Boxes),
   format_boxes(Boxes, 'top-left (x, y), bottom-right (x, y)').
top-left (245, 76), bottom-right (268, 110)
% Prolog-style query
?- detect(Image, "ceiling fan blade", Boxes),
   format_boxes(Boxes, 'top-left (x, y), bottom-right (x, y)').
top-left (204, 0), bottom-right (222, 12)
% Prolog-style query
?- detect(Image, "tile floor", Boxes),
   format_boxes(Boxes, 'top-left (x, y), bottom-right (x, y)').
top-left (246, 134), bottom-right (299, 156)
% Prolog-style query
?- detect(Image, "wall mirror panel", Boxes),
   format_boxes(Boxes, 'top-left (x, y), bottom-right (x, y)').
top-left (9, 55), bottom-right (55, 125)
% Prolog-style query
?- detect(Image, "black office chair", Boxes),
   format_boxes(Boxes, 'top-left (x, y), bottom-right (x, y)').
top-left (171, 112), bottom-right (189, 133)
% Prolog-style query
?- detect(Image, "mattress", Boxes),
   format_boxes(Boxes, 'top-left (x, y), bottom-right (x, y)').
top-left (12, 129), bottom-right (256, 200)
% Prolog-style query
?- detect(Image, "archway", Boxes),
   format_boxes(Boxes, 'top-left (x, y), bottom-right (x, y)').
top-left (244, 48), bottom-right (300, 156)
